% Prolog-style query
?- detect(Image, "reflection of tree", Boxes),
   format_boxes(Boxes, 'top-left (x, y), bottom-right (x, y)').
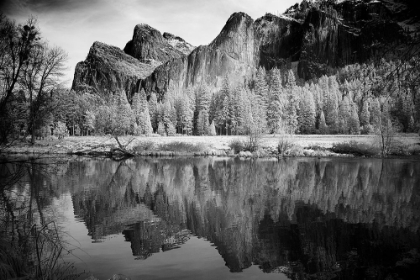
top-left (66, 157), bottom-right (420, 278)
top-left (0, 157), bottom-right (80, 279)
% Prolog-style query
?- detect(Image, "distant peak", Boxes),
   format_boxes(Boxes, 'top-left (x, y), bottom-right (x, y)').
top-left (221, 12), bottom-right (254, 33)
top-left (163, 32), bottom-right (186, 43)
top-left (92, 41), bottom-right (106, 48)
top-left (227, 12), bottom-right (253, 23)
top-left (134, 23), bottom-right (155, 30)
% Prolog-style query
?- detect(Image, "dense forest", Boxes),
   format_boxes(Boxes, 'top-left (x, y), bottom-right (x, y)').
top-left (1, 3), bottom-right (420, 145)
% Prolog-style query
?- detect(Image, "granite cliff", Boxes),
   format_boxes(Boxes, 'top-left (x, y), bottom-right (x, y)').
top-left (72, 0), bottom-right (418, 98)
top-left (71, 41), bottom-right (155, 95)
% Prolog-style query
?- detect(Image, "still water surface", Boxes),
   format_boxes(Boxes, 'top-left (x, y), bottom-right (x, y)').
top-left (2, 157), bottom-right (420, 279)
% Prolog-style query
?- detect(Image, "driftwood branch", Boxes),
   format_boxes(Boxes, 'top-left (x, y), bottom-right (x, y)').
top-left (109, 136), bottom-right (135, 160)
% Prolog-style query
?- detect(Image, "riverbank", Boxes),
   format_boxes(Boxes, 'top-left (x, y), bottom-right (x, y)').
top-left (1, 134), bottom-right (419, 158)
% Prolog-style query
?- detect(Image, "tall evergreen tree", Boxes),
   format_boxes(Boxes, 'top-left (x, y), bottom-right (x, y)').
top-left (319, 111), bottom-right (328, 134)
top-left (131, 90), bottom-right (152, 135)
top-left (348, 104), bottom-right (360, 134)
top-left (284, 70), bottom-right (299, 134)
top-left (157, 121), bottom-right (166, 136)
top-left (360, 99), bottom-right (370, 127)
top-left (267, 68), bottom-right (285, 133)
top-left (370, 98), bottom-right (381, 132)
top-left (197, 110), bottom-right (210, 135)
top-left (415, 90), bottom-right (420, 132)
top-left (148, 92), bottom-right (158, 132)
top-left (338, 96), bottom-right (351, 133)
top-left (298, 89), bottom-right (316, 134)
top-left (209, 121), bottom-right (217, 136)
top-left (254, 67), bottom-right (269, 120)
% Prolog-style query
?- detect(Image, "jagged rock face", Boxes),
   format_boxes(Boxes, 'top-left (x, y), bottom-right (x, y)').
top-left (72, 41), bottom-right (154, 96)
top-left (124, 24), bottom-right (193, 66)
top-left (72, 0), bottom-right (416, 98)
top-left (163, 32), bottom-right (195, 56)
top-left (140, 13), bottom-right (258, 96)
top-left (254, 13), bottom-right (304, 69)
top-left (297, 2), bottom-right (407, 79)
top-left (139, 0), bottom-right (413, 94)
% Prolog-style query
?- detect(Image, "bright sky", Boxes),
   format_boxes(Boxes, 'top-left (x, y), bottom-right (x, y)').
top-left (1, 0), bottom-right (299, 87)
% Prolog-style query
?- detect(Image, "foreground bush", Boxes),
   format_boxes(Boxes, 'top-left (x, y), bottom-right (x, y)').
top-left (229, 139), bottom-right (245, 154)
top-left (331, 141), bottom-right (379, 156)
top-left (277, 137), bottom-right (295, 156)
top-left (158, 141), bottom-right (205, 153)
top-left (133, 141), bottom-right (155, 152)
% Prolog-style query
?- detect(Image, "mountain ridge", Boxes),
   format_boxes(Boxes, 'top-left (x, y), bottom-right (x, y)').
top-left (71, 0), bottom-right (418, 99)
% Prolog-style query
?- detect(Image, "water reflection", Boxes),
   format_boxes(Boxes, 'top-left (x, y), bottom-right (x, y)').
top-left (2, 157), bottom-right (420, 279)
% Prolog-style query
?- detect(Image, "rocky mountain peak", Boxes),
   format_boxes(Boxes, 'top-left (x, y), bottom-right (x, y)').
top-left (72, 41), bottom-right (154, 94)
top-left (72, 0), bottom-right (418, 98)
top-left (210, 12), bottom-right (254, 49)
top-left (162, 32), bottom-right (195, 55)
top-left (123, 23), bottom-right (189, 66)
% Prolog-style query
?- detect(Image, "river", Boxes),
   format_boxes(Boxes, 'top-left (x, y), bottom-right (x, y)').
top-left (1, 156), bottom-right (419, 279)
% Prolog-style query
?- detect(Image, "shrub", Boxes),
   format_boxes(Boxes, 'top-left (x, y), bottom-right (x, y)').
top-left (245, 131), bottom-right (261, 152)
top-left (277, 137), bottom-right (295, 155)
top-left (287, 145), bottom-right (305, 156)
top-left (158, 141), bottom-right (205, 153)
top-left (305, 144), bottom-right (327, 151)
top-left (331, 141), bottom-right (379, 156)
top-left (133, 141), bottom-right (155, 152)
top-left (360, 125), bottom-right (374, 135)
top-left (407, 145), bottom-right (420, 155)
top-left (389, 142), bottom-right (413, 156)
top-left (229, 139), bottom-right (245, 154)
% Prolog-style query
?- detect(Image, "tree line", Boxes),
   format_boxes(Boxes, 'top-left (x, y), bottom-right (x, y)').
top-left (1, 14), bottom-right (419, 145)
top-left (66, 59), bottom-right (419, 138)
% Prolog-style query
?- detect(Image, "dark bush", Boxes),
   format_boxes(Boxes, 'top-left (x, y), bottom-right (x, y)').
top-left (133, 141), bottom-right (155, 152)
top-left (331, 141), bottom-right (379, 156)
top-left (229, 139), bottom-right (245, 154)
top-left (158, 141), bottom-right (205, 153)
top-left (277, 137), bottom-right (295, 155)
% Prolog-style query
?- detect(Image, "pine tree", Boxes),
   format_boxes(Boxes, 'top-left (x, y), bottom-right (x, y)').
top-left (255, 67), bottom-right (269, 109)
top-left (209, 121), bottom-right (217, 136)
top-left (338, 96), bottom-right (351, 133)
top-left (157, 121), bottom-right (166, 136)
top-left (132, 90), bottom-right (153, 135)
top-left (408, 115), bottom-right (415, 132)
top-left (178, 94), bottom-right (193, 135)
top-left (298, 89), bottom-right (316, 134)
top-left (415, 90), bottom-right (420, 132)
top-left (240, 88), bottom-right (254, 134)
top-left (149, 92), bottom-right (158, 132)
top-left (214, 78), bottom-right (233, 135)
top-left (162, 100), bottom-right (175, 135)
top-left (267, 68), bottom-right (284, 133)
top-left (197, 110), bottom-right (210, 135)
top-left (324, 91), bottom-right (338, 133)
top-left (348, 105), bottom-right (360, 134)
top-left (319, 111), bottom-right (328, 134)
top-left (254, 67), bottom-right (269, 129)
top-left (250, 91), bottom-right (266, 134)
top-left (285, 69), bottom-right (297, 88)
top-left (111, 91), bottom-right (132, 136)
top-left (84, 110), bottom-right (95, 135)
top-left (370, 98), bottom-right (381, 132)
top-left (286, 88), bottom-right (299, 134)
top-left (360, 99), bottom-right (370, 127)
top-left (167, 122), bottom-right (176, 136)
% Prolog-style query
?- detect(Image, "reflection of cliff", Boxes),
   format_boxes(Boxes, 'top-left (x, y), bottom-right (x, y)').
top-left (68, 157), bottom-right (420, 278)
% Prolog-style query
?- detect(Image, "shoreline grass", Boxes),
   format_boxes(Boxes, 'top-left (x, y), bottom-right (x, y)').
top-left (1, 134), bottom-right (419, 158)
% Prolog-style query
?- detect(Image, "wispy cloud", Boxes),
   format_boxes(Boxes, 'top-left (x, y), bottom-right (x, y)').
top-left (1, 0), bottom-right (298, 86)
